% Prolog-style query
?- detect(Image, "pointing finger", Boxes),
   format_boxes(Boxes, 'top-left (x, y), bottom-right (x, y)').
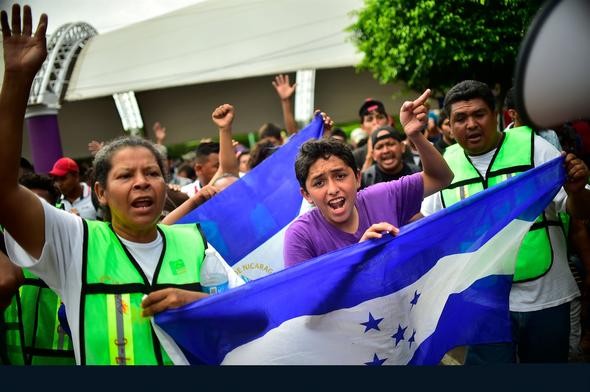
top-left (412, 89), bottom-right (432, 108)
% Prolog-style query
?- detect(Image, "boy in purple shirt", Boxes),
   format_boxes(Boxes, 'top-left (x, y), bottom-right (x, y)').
top-left (284, 89), bottom-right (454, 267)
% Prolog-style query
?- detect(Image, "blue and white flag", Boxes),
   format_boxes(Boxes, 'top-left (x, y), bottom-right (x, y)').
top-left (158, 157), bottom-right (565, 365)
top-left (177, 115), bottom-right (323, 280)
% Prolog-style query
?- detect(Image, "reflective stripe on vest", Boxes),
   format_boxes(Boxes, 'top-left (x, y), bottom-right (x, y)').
top-left (4, 295), bottom-right (26, 365)
top-left (3, 270), bottom-right (75, 365)
top-left (440, 126), bottom-right (558, 282)
top-left (81, 220), bottom-right (205, 365)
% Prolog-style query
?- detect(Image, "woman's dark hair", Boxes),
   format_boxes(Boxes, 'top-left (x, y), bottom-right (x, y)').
top-left (248, 138), bottom-right (280, 169)
top-left (295, 138), bottom-right (358, 191)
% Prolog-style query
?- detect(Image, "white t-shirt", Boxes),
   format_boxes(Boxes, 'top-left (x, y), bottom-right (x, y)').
top-left (421, 135), bottom-right (579, 312)
top-left (60, 182), bottom-right (98, 220)
top-left (4, 200), bottom-right (242, 364)
top-left (180, 179), bottom-right (202, 198)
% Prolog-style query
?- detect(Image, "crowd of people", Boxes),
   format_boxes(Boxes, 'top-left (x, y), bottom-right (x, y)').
top-left (1, 4), bottom-right (590, 365)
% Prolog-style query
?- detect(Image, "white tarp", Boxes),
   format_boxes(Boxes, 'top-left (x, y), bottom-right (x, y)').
top-left (63, 0), bottom-right (364, 101)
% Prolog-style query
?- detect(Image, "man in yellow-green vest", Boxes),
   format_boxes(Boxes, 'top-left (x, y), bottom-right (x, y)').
top-left (0, 174), bottom-right (76, 365)
top-left (420, 80), bottom-right (590, 364)
top-left (1, 228), bottom-right (75, 365)
top-left (3, 270), bottom-right (75, 365)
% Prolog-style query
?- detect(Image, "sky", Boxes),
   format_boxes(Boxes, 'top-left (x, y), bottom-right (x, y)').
top-left (2, 0), bottom-right (206, 34)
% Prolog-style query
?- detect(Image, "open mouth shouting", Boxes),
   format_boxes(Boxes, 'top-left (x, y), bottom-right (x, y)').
top-left (130, 196), bottom-right (154, 211)
top-left (466, 131), bottom-right (483, 144)
top-left (327, 196), bottom-right (346, 211)
top-left (380, 153), bottom-right (396, 165)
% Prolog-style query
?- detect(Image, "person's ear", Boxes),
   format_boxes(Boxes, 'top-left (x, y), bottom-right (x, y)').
top-left (355, 171), bottom-right (361, 189)
top-left (94, 182), bottom-right (108, 206)
top-left (194, 163), bottom-right (202, 174)
top-left (300, 187), bottom-right (313, 205)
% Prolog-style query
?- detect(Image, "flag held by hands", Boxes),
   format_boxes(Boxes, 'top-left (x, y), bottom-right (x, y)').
top-left (160, 155), bottom-right (564, 365)
top-left (178, 115), bottom-right (324, 280)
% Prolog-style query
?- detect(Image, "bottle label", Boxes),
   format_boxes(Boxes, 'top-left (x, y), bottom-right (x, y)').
top-left (202, 281), bottom-right (229, 295)
top-left (201, 273), bottom-right (229, 294)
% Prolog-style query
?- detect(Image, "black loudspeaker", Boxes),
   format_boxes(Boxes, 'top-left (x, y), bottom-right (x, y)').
top-left (514, 0), bottom-right (590, 129)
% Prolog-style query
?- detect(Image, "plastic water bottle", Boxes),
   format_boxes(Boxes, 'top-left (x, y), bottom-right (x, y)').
top-left (200, 248), bottom-right (229, 294)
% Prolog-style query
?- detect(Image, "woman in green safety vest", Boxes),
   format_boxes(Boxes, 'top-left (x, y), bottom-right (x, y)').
top-left (0, 6), bottom-right (209, 365)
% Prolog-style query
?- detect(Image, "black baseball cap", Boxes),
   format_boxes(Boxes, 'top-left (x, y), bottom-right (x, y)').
top-left (359, 98), bottom-right (387, 119)
top-left (371, 126), bottom-right (405, 146)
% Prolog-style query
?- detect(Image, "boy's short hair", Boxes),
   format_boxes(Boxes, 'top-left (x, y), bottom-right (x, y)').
top-left (295, 139), bottom-right (358, 191)
top-left (258, 123), bottom-right (283, 141)
top-left (504, 87), bottom-right (516, 110)
top-left (19, 173), bottom-right (61, 205)
top-left (329, 128), bottom-right (347, 142)
top-left (195, 142), bottom-right (220, 163)
top-left (437, 111), bottom-right (449, 128)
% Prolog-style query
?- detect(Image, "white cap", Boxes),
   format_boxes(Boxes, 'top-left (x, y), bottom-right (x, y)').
top-left (350, 128), bottom-right (367, 145)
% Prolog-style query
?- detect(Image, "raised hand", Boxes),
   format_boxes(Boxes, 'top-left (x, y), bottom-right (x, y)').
top-left (87, 140), bottom-right (104, 156)
top-left (193, 184), bottom-right (219, 207)
top-left (400, 89), bottom-right (432, 138)
top-left (272, 74), bottom-right (296, 101)
top-left (153, 121), bottom-right (167, 144)
top-left (1, 4), bottom-right (48, 78)
top-left (313, 109), bottom-right (334, 135)
top-left (212, 104), bottom-right (235, 130)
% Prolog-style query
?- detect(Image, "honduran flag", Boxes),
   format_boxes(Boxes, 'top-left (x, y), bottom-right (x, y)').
top-left (156, 156), bottom-right (565, 365)
top-left (177, 114), bottom-right (324, 280)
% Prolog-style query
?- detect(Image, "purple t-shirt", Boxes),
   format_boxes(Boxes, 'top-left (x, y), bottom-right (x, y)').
top-left (284, 172), bottom-right (424, 267)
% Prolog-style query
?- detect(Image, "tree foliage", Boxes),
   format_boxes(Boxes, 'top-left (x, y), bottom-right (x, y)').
top-left (349, 0), bottom-right (544, 97)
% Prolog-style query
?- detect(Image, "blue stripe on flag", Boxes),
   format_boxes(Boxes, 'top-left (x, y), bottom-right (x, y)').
top-left (156, 156), bottom-right (565, 365)
top-left (177, 115), bottom-right (324, 265)
top-left (408, 274), bottom-right (513, 365)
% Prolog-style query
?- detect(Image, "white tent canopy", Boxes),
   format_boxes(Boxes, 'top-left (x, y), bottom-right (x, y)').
top-left (65, 0), bottom-right (364, 101)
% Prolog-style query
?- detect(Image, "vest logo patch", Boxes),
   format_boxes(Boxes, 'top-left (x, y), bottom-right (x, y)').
top-left (169, 259), bottom-right (187, 275)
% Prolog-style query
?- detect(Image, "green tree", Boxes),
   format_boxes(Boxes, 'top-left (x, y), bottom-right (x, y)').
top-left (349, 0), bottom-right (544, 102)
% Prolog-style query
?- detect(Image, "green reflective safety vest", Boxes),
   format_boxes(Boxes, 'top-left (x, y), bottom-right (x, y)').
top-left (3, 269), bottom-right (75, 365)
top-left (440, 126), bottom-right (560, 282)
top-left (81, 220), bottom-right (205, 365)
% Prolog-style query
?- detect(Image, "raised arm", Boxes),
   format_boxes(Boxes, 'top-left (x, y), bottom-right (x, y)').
top-left (272, 74), bottom-right (298, 136)
top-left (0, 5), bottom-right (48, 258)
top-left (153, 121), bottom-right (166, 146)
top-left (162, 105), bottom-right (238, 225)
top-left (209, 104), bottom-right (239, 185)
top-left (160, 184), bottom-right (219, 225)
top-left (399, 89), bottom-right (453, 197)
